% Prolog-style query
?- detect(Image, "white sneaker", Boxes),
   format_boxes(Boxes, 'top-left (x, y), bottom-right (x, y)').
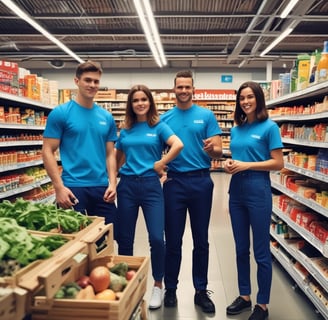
top-left (149, 286), bottom-right (164, 310)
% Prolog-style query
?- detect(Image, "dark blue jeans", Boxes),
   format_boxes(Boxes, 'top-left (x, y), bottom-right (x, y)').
top-left (228, 170), bottom-right (272, 304)
top-left (116, 175), bottom-right (165, 282)
top-left (70, 186), bottom-right (117, 226)
top-left (163, 170), bottom-right (214, 290)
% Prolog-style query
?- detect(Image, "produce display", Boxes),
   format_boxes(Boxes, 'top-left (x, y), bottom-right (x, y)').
top-left (0, 198), bottom-right (92, 232)
top-left (54, 262), bottom-right (134, 301)
top-left (0, 217), bottom-right (69, 276)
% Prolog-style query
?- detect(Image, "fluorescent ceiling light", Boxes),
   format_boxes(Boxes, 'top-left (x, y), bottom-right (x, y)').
top-left (280, 0), bottom-right (299, 19)
top-left (133, 0), bottom-right (167, 68)
top-left (260, 27), bottom-right (294, 57)
top-left (238, 60), bottom-right (246, 68)
top-left (0, 0), bottom-right (84, 63)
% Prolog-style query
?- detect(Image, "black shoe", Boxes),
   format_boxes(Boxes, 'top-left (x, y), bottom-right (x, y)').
top-left (164, 289), bottom-right (177, 307)
top-left (248, 305), bottom-right (269, 320)
top-left (226, 296), bottom-right (252, 315)
top-left (194, 290), bottom-right (215, 313)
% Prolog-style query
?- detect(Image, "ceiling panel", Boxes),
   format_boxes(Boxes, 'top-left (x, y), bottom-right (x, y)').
top-left (0, 0), bottom-right (327, 71)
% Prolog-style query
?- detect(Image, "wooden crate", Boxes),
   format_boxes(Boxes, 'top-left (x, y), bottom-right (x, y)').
top-left (29, 216), bottom-right (105, 239)
top-left (0, 231), bottom-right (76, 288)
top-left (17, 241), bottom-right (88, 294)
top-left (0, 287), bottom-right (28, 320)
top-left (30, 254), bottom-right (149, 320)
top-left (78, 222), bottom-right (114, 260)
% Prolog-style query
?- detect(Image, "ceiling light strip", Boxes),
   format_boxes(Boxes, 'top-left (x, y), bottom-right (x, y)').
top-left (280, 0), bottom-right (300, 19)
top-left (260, 27), bottom-right (294, 57)
top-left (0, 0), bottom-right (84, 63)
top-left (133, 0), bottom-right (166, 68)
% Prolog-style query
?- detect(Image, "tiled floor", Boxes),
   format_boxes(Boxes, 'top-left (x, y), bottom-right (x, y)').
top-left (133, 172), bottom-right (324, 320)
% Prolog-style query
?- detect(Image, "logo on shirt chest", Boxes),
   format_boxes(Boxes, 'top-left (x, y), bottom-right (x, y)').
top-left (146, 133), bottom-right (157, 137)
top-left (194, 119), bottom-right (204, 124)
top-left (251, 134), bottom-right (261, 139)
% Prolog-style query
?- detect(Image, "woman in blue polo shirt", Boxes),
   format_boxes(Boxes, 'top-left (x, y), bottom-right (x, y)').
top-left (115, 84), bottom-right (183, 310)
top-left (224, 81), bottom-right (284, 320)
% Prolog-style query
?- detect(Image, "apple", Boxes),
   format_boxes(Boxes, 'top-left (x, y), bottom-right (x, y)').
top-left (126, 270), bottom-right (136, 280)
top-left (76, 275), bottom-right (90, 288)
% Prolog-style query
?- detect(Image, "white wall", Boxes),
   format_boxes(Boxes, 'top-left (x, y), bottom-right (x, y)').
top-left (39, 68), bottom-right (283, 91)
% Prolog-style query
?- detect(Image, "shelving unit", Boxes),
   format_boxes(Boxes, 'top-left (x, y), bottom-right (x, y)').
top-left (268, 81), bottom-right (328, 319)
top-left (0, 92), bottom-right (55, 203)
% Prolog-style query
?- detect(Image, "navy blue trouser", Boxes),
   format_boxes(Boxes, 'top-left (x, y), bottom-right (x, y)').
top-left (116, 175), bottom-right (165, 282)
top-left (228, 170), bottom-right (272, 304)
top-left (70, 186), bottom-right (117, 226)
top-left (163, 170), bottom-right (213, 290)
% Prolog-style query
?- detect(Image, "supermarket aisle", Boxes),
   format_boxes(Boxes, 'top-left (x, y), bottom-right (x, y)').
top-left (133, 172), bottom-right (324, 320)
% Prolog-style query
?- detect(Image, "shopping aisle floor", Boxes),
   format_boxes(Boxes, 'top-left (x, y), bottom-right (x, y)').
top-left (133, 172), bottom-right (324, 320)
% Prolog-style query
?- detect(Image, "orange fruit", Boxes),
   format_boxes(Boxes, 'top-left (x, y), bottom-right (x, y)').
top-left (95, 289), bottom-right (116, 301)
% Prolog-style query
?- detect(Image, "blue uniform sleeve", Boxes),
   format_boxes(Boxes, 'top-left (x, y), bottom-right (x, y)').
top-left (43, 105), bottom-right (65, 139)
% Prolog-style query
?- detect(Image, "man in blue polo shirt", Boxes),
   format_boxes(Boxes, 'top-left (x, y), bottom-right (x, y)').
top-left (42, 61), bottom-right (118, 226)
top-left (161, 70), bottom-right (223, 314)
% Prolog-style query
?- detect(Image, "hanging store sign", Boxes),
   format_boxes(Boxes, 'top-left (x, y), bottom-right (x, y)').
top-left (221, 75), bottom-right (233, 83)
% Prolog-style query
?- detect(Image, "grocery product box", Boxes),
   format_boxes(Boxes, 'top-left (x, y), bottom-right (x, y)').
top-left (24, 74), bottom-right (40, 101)
top-left (30, 241), bottom-right (149, 320)
top-left (58, 89), bottom-right (72, 104)
top-left (0, 60), bottom-right (19, 95)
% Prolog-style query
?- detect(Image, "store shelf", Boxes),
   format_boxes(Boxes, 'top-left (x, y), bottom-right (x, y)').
top-left (284, 162), bottom-right (328, 183)
top-left (0, 93), bottom-right (53, 202)
top-left (281, 138), bottom-right (328, 149)
top-left (0, 140), bottom-right (43, 147)
top-left (0, 91), bottom-right (53, 110)
top-left (270, 230), bottom-right (328, 291)
top-left (271, 181), bottom-right (328, 218)
top-left (0, 123), bottom-right (45, 130)
top-left (272, 206), bottom-right (328, 257)
top-left (0, 176), bottom-right (51, 200)
top-left (271, 245), bottom-right (328, 319)
top-left (270, 81), bottom-right (328, 320)
top-left (271, 111), bottom-right (328, 122)
top-left (0, 159), bottom-right (44, 173)
top-left (267, 81), bottom-right (328, 107)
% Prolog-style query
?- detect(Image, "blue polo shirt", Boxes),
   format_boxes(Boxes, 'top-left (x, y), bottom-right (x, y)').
top-left (160, 104), bottom-right (221, 172)
top-left (116, 121), bottom-right (174, 176)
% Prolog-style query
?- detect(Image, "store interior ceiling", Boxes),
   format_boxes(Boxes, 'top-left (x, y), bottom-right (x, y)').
top-left (0, 0), bottom-right (327, 72)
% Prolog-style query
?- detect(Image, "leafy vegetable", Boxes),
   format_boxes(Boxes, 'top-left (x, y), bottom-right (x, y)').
top-left (0, 217), bottom-right (69, 271)
top-left (110, 262), bottom-right (129, 277)
top-left (0, 198), bottom-right (92, 233)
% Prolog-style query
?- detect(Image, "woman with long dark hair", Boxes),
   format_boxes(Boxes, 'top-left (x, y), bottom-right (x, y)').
top-left (225, 81), bottom-right (284, 320)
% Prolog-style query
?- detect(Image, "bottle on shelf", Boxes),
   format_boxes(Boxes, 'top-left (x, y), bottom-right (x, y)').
top-left (296, 53), bottom-right (311, 91)
top-left (309, 49), bottom-right (321, 84)
top-left (317, 40), bottom-right (328, 83)
top-left (289, 60), bottom-right (298, 93)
